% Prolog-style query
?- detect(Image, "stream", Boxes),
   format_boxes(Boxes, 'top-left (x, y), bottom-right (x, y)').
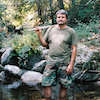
top-left (0, 78), bottom-right (100, 100)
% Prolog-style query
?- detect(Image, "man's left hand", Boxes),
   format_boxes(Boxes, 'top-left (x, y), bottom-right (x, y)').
top-left (66, 64), bottom-right (73, 75)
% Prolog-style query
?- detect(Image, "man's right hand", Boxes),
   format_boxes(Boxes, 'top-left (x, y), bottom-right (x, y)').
top-left (35, 27), bottom-right (48, 47)
top-left (35, 27), bottom-right (42, 35)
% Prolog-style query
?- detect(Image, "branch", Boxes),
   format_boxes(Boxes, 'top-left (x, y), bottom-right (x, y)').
top-left (85, 0), bottom-right (92, 6)
top-left (28, 25), bottom-right (51, 31)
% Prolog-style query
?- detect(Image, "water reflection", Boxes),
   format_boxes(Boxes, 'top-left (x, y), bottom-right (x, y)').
top-left (0, 79), bottom-right (100, 100)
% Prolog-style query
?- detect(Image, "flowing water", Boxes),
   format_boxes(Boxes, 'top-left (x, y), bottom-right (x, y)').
top-left (0, 78), bottom-right (100, 100)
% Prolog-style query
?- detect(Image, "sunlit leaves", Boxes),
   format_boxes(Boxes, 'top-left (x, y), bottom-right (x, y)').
top-left (3, 31), bottom-right (41, 67)
top-left (11, 32), bottom-right (40, 54)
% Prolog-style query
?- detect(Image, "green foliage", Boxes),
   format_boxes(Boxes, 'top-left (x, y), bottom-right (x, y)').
top-left (13, 33), bottom-right (40, 53)
top-left (2, 31), bottom-right (41, 67)
top-left (1, 0), bottom-right (99, 28)
top-left (74, 18), bottom-right (100, 41)
top-left (68, 0), bottom-right (100, 25)
top-left (74, 22), bottom-right (90, 40)
top-left (0, 30), bottom-right (6, 48)
top-left (0, 0), bottom-right (7, 27)
top-left (0, 30), bottom-right (6, 40)
top-left (0, 0), bottom-right (8, 48)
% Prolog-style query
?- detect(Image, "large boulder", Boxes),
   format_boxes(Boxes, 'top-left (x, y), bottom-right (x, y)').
top-left (1, 48), bottom-right (18, 66)
top-left (21, 71), bottom-right (43, 86)
top-left (4, 65), bottom-right (22, 78)
top-left (75, 43), bottom-right (99, 69)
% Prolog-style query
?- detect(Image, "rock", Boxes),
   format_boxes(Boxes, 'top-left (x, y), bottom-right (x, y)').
top-left (42, 49), bottom-right (49, 59)
top-left (4, 65), bottom-right (22, 78)
top-left (32, 60), bottom-right (46, 73)
top-left (97, 81), bottom-right (100, 86)
top-left (75, 43), bottom-right (99, 69)
top-left (21, 71), bottom-right (43, 86)
top-left (4, 80), bottom-right (22, 89)
top-left (42, 49), bottom-right (49, 55)
top-left (1, 48), bottom-right (18, 66)
top-left (76, 43), bottom-right (98, 64)
top-left (0, 64), bottom-right (4, 72)
top-left (0, 48), bottom-right (6, 60)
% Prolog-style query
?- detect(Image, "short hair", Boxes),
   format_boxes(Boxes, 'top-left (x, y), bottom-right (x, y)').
top-left (56, 9), bottom-right (68, 18)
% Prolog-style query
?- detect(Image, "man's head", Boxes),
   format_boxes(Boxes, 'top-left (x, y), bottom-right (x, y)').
top-left (56, 9), bottom-right (68, 19)
top-left (56, 9), bottom-right (68, 25)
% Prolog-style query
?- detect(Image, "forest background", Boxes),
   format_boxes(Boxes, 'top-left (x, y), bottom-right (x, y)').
top-left (0, 0), bottom-right (100, 68)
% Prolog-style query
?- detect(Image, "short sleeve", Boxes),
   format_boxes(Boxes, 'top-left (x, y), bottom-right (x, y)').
top-left (71, 30), bottom-right (78, 46)
top-left (44, 25), bottom-right (54, 43)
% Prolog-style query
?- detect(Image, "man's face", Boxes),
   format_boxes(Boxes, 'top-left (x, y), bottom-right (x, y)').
top-left (56, 14), bottom-right (67, 25)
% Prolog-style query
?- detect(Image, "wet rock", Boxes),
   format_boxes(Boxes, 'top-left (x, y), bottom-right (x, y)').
top-left (1, 48), bottom-right (18, 66)
top-left (4, 80), bottom-right (22, 89)
top-left (32, 60), bottom-right (46, 73)
top-left (4, 65), bottom-right (22, 78)
top-left (21, 71), bottom-right (43, 86)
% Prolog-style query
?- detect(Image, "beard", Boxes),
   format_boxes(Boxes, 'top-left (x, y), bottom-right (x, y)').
top-left (57, 21), bottom-right (67, 25)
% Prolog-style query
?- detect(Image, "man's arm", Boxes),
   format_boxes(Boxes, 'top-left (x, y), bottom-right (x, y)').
top-left (35, 28), bottom-right (48, 47)
top-left (66, 45), bottom-right (77, 75)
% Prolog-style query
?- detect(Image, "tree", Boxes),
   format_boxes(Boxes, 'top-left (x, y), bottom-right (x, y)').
top-left (68, 0), bottom-right (100, 25)
top-left (48, 0), bottom-right (55, 24)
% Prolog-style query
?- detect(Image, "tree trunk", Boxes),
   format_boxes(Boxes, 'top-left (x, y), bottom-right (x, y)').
top-left (36, 0), bottom-right (43, 22)
top-left (48, 0), bottom-right (55, 24)
top-left (57, 0), bottom-right (64, 9)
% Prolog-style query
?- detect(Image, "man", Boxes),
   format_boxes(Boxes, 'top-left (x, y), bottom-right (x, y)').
top-left (35, 9), bottom-right (78, 100)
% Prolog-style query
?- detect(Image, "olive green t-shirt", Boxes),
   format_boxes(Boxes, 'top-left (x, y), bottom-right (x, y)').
top-left (44, 25), bottom-right (78, 64)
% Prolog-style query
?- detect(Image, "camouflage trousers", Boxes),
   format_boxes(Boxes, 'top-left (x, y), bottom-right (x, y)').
top-left (42, 62), bottom-right (73, 88)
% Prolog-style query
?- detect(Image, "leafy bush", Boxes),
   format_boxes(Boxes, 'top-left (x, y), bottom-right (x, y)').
top-left (2, 30), bottom-right (41, 67)
top-left (74, 22), bottom-right (90, 40)
top-left (0, 30), bottom-right (7, 48)
top-left (74, 19), bottom-right (100, 42)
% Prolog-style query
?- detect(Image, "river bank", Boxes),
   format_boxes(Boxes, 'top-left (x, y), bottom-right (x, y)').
top-left (0, 78), bottom-right (100, 100)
